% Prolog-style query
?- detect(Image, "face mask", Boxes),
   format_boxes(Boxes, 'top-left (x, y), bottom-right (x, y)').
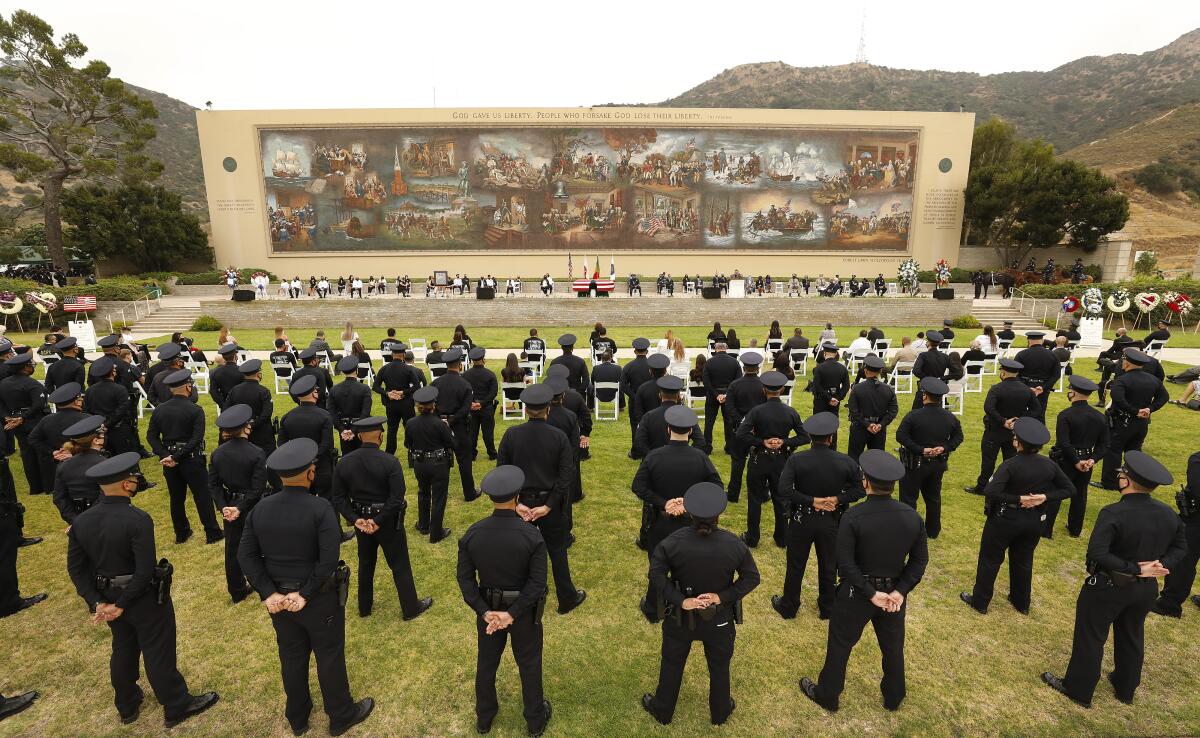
top-left (1117, 475), bottom-right (1130, 492)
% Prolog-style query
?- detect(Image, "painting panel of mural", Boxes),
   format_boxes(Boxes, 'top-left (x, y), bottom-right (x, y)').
top-left (260, 126), bottom-right (917, 252)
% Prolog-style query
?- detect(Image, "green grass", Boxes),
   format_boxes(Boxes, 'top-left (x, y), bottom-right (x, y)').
top-left (2, 358), bottom-right (1200, 737)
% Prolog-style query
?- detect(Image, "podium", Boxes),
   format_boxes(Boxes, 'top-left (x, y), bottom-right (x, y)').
top-left (232, 289), bottom-right (255, 302)
top-left (933, 288), bottom-right (955, 300)
top-left (701, 287), bottom-right (722, 299)
top-left (727, 282), bottom-right (745, 298)
top-left (476, 287), bottom-right (495, 300)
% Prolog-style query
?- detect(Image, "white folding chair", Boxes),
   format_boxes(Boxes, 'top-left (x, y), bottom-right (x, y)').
top-left (937, 340), bottom-right (952, 354)
top-left (997, 339), bottom-right (1013, 358)
top-left (707, 339), bottom-right (716, 353)
top-left (766, 338), bottom-right (783, 361)
top-left (964, 361), bottom-right (985, 392)
top-left (501, 383), bottom-right (526, 420)
top-left (887, 282), bottom-right (898, 295)
top-left (407, 338), bottom-right (427, 363)
top-left (428, 362), bottom-right (447, 379)
top-left (791, 350), bottom-right (808, 377)
top-left (688, 381), bottom-right (706, 419)
top-left (237, 350), bottom-right (250, 365)
top-left (982, 351), bottom-right (998, 376)
top-left (136, 382), bottom-right (154, 418)
top-left (1144, 339), bottom-right (1167, 358)
top-left (889, 361), bottom-right (915, 394)
top-left (1056, 361), bottom-right (1071, 392)
top-left (942, 381), bottom-right (965, 415)
top-left (871, 338), bottom-right (892, 358)
top-left (519, 361), bottom-right (541, 382)
top-left (525, 350), bottom-right (545, 370)
top-left (186, 355), bottom-right (210, 394)
top-left (593, 381), bottom-right (620, 420)
top-left (847, 349), bottom-right (870, 374)
top-left (272, 362), bottom-right (295, 395)
top-left (780, 379), bottom-right (795, 406)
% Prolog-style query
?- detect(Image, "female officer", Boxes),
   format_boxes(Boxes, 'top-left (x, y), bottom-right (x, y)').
top-left (404, 386), bottom-right (456, 543)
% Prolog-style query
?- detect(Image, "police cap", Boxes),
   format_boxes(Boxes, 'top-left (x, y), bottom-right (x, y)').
top-left (97, 334), bottom-right (120, 348)
top-left (631, 337), bottom-right (650, 351)
top-left (157, 343), bottom-right (182, 360)
top-left (759, 371), bottom-right (788, 390)
top-left (1067, 375), bottom-right (1098, 394)
top-left (468, 347), bottom-right (486, 361)
top-left (238, 358), bottom-right (263, 375)
top-left (926, 331), bottom-right (944, 344)
top-left (4, 352), bottom-right (31, 366)
top-left (655, 375), bottom-right (684, 392)
top-left (858, 449), bottom-right (906, 484)
top-left (85, 451), bottom-right (144, 485)
top-left (216, 404), bottom-right (253, 429)
top-left (351, 416), bottom-right (387, 431)
top-left (53, 337), bottom-right (77, 351)
top-left (920, 376), bottom-right (949, 395)
top-left (1012, 416), bottom-right (1051, 446)
top-left (546, 376), bottom-right (569, 396)
top-left (802, 412), bottom-right (839, 436)
top-left (557, 333), bottom-right (577, 347)
top-left (298, 347), bottom-right (319, 361)
top-left (218, 343), bottom-right (239, 356)
top-left (664, 405), bottom-right (698, 429)
top-left (740, 351), bottom-right (764, 366)
top-left (288, 374), bottom-right (318, 397)
top-left (336, 355), bottom-right (359, 374)
top-left (88, 357), bottom-right (117, 379)
top-left (520, 383), bottom-right (553, 407)
top-left (163, 368), bottom-right (193, 387)
top-left (1121, 450), bottom-right (1173, 489)
top-left (863, 355), bottom-right (885, 371)
top-left (647, 353), bottom-right (670, 370)
top-left (266, 438), bottom-right (319, 477)
top-left (48, 382), bottom-right (83, 404)
top-left (999, 358), bottom-right (1024, 372)
top-left (481, 465), bottom-right (525, 501)
top-left (684, 482), bottom-right (727, 518)
top-left (412, 386), bottom-right (438, 404)
top-left (1122, 347), bottom-right (1150, 365)
top-left (63, 414), bottom-right (105, 439)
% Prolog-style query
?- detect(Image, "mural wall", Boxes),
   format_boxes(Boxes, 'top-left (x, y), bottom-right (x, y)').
top-left (262, 126), bottom-right (918, 253)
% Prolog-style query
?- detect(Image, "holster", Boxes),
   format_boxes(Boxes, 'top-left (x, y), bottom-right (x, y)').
top-left (1177, 487), bottom-right (1199, 519)
top-left (640, 501), bottom-right (657, 541)
top-left (154, 558), bottom-right (173, 605)
top-left (1086, 559), bottom-right (1137, 588)
top-left (1107, 411), bottom-right (1131, 430)
top-left (334, 561), bottom-right (351, 607)
top-left (71, 497), bottom-right (96, 513)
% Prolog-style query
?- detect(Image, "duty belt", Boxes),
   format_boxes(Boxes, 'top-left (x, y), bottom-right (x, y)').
top-left (865, 575), bottom-right (897, 591)
top-left (353, 501), bottom-right (386, 517)
top-left (1086, 560), bottom-right (1138, 588)
top-left (1177, 488), bottom-right (1199, 518)
top-left (518, 489), bottom-right (553, 506)
top-left (70, 497), bottom-right (96, 512)
top-left (95, 573), bottom-right (135, 590)
top-left (898, 447), bottom-right (947, 469)
top-left (791, 505), bottom-right (841, 521)
top-left (225, 491), bottom-right (248, 503)
top-left (409, 448), bottom-right (452, 464)
top-left (985, 500), bottom-right (1038, 518)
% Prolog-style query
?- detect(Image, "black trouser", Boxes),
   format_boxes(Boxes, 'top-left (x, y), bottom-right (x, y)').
top-left (815, 584), bottom-right (907, 710)
top-left (703, 395), bottom-right (729, 454)
top-left (270, 590), bottom-right (356, 728)
top-left (222, 516), bottom-right (249, 598)
top-left (745, 452), bottom-right (788, 546)
top-left (468, 404), bottom-right (496, 457)
top-left (648, 615), bottom-right (736, 724)
top-left (163, 455), bottom-right (221, 540)
top-left (1033, 390), bottom-right (1050, 420)
top-left (355, 512), bottom-right (420, 617)
top-left (0, 509), bottom-right (19, 614)
top-left (1097, 366), bottom-right (1116, 402)
top-left (450, 421), bottom-right (476, 498)
top-left (383, 401), bottom-right (413, 455)
top-left (642, 519), bottom-right (688, 612)
top-left (106, 421), bottom-right (140, 456)
top-left (1158, 517), bottom-right (1200, 612)
top-left (846, 425), bottom-right (885, 461)
top-left (1043, 462), bottom-right (1093, 538)
top-left (250, 425), bottom-right (276, 459)
top-left (14, 426), bottom-right (52, 494)
top-left (974, 283), bottom-right (982, 299)
top-left (105, 593), bottom-right (191, 719)
top-left (414, 459), bottom-right (451, 538)
top-left (1063, 577), bottom-right (1157, 703)
top-left (976, 430), bottom-right (1015, 491)
top-left (1102, 420), bottom-right (1147, 489)
top-left (779, 512), bottom-right (838, 617)
top-left (970, 511), bottom-right (1042, 611)
top-left (475, 611), bottom-right (546, 729)
top-left (629, 411), bottom-right (640, 454)
top-left (312, 455), bottom-right (334, 500)
top-left (726, 435), bottom-right (748, 502)
top-left (533, 517), bottom-right (577, 606)
top-left (899, 462), bottom-right (946, 539)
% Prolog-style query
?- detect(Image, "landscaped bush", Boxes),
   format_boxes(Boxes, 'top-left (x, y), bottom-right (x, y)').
top-left (949, 315), bottom-right (981, 329)
top-left (0, 276), bottom-right (163, 322)
top-left (175, 268), bottom-right (277, 285)
top-left (190, 315), bottom-right (223, 331)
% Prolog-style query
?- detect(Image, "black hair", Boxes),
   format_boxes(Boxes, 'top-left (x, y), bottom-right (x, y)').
top-left (693, 515), bottom-right (718, 537)
top-left (810, 433), bottom-right (833, 445)
top-left (865, 476), bottom-right (896, 493)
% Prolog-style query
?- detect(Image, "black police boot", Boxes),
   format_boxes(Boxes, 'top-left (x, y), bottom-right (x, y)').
top-left (430, 528), bottom-right (452, 544)
top-left (739, 532), bottom-right (758, 548)
top-left (0, 691), bottom-right (38, 721)
top-left (959, 592), bottom-right (987, 614)
top-left (402, 597), bottom-right (434, 622)
top-left (713, 698), bottom-right (735, 726)
top-left (486, 451), bottom-right (498, 461)
top-left (476, 713), bottom-right (494, 734)
top-left (962, 486), bottom-right (980, 495)
top-left (1006, 594), bottom-right (1030, 615)
top-left (0, 593), bottom-right (47, 618)
top-left (799, 677), bottom-right (836, 712)
top-left (339, 530), bottom-right (355, 543)
top-left (118, 686), bottom-right (144, 725)
top-left (1107, 672), bottom-right (1133, 705)
top-left (770, 595), bottom-right (797, 619)
top-left (17, 536), bottom-right (42, 547)
top-left (175, 530), bottom-right (193, 545)
top-left (329, 698), bottom-right (374, 737)
top-left (205, 531), bottom-right (224, 545)
top-left (1041, 672), bottom-right (1090, 708)
top-left (464, 489), bottom-right (482, 503)
top-left (231, 584), bottom-right (254, 604)
top-left (527, 699), bottom-right (552, 737)
top-left (163, 691), bottom-right (219, 728)
top-left (641, 693), bottom-right (669, 725)
top-left (558, 590), bottom-right (587, 615)
top-left (289, 717), bottom-right (310, 736)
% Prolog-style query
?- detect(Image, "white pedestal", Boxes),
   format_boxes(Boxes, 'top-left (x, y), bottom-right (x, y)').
top-left (727, 281), bottom-right (745, 299)
top-left (1078, 316), bottom-right (1103, 348)
top-left (70, 318), bottom-right (97, 352)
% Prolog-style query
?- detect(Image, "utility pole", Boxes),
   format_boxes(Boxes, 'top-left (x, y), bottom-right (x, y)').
top-left (855, 3), bottom-right (868, 65)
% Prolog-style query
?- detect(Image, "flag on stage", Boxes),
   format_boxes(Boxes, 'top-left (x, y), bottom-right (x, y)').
top-left (609, 253), bottom-right (615, 279)
top-left (582, 254), bottom-right (588, 279)
top-left (568, 252), bottom-right (573, 278)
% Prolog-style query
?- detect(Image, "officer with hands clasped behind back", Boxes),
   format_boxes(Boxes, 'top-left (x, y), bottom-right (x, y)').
top-left (800, 449), bottom-right (928, 713)
top-left (724, 351), bottom-right (766, 503)
top-left (1015, 331), bottom-right (1060, 420)
top-left (1099, 348), bottom-right (1169, 490)
top-left (67, 452), bottom-right (219, 728)
top-left (373, 342), bottom-right (423, 454)
top-left (895, 377), bottom-right (963, 540)
top-left (433, 347), bottom-right (479, 501)
top-left (961, 417), bottom-right (1075, 615)
top-left (226, 359), bottom-right (276, 457)
top-left (332, 416), bottom-right (433, 621)
top-left (1043, 375), bottom-right (1109, 539)
top-left (965, 358), bottom-right (1040, 495)
top-left (464, 347), bottom-right (499, 461)
top-left (810, 342), bottom-right (850, 447)
top-left (1042, 451), bottom-right (1187, 708)
top-left (1152, 450), bottom-right (1200, 618)
top-left (405, 386), bottom-right (457, 543)
top-left (147, 369), bottom-right (222, 544)
top-left (846, 354), bottom-right (898, 460)
top-left (328, 356), bottom-right (372, 456)
top-left (457, 465), bottom-right (552, 737)
top-left (208, 343), bottom-right (244, 410)
top-left (207, 404), bottom-right (267, 603)
top-left (642, 482), bottom-right (760, 727)
top-left (736, 370), bottom-right (808, 549)
top-left (237, 438), bottom-right (374, 737)
top-left (51, 415), bottom-right (107, 526)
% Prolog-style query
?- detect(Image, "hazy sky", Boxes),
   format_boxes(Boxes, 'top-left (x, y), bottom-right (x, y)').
top-left (5, 0), bottom-right (1199, 110)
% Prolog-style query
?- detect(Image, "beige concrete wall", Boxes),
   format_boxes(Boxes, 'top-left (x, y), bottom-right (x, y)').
top-left (957, 240), bottom-right (1133, 280)
top-left (197, 107), bottom-right (974, 278)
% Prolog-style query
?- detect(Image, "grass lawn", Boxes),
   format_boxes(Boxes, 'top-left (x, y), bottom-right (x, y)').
top-left (2, 356), bottom-right (1199, 737)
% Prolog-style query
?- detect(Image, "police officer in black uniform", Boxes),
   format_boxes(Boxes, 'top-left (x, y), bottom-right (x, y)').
top-left (84, 358), bottom-right (138, 455)
top-left (373, 343), bottom-right (423, 453)
top-left (226, 359), bottom-right (276, 456)
top-left (0, 352), bottom-right (51, 494)
top-left (208, 343), bottom-right (244, 410)
top-left (549, 334), bottom-right (589, 397)
top-left (291, 348), bottom-right (333, 409)
top-left (278, 375), bottom-right (339, 504)
top-left (67, 452), bottom-right (219, 727)
top-left (544, 364), bottom-right (593, 462)
top-left (800, 449), bottom-right (928, 712)
top-left (895, 377), bottom-right (963, 539)
top-left (464, 347), bottom-right (499, 461)
top-left (961, 417), bottom-right (1074, 615)
top-left (633, 375), bottom-right (707, 459)
top-left (725, 351), bottom-right (766, 503)
top-left (965, 358), bottom-right (1040, 495)
top-left (405, 386), bottom-right (456, 542)
top-left (433, 347), bottom-right (479, 501)
top-left (633, 354), bottom-right (670, 431)
top-left (51, 415), bottom-right (106, 526)
top-left (29, 382), bottom-right (87, 473)
top-left (773, 413), bottom-right (863, 620)
top-left (328, 356), bottom-right (372, 456)
top-left (44, 337), bottom-right (86, 396)
top-left (148, 344), bottom-right (194, 406)
top-left (147, 369), bottom-right (221, 544)
top-left (333, 417), bottom-right (433, 620)
top-left (634, 406), bottom-right (722, 622)
top-left (208, 404), bottom-right (267, 603)
top-left (544, 377), bottom-right (583, 534)
top-left (497, 384), bottom-right (586, 614)
top-left (1042, 451), bottom-right (1187, 707)
top-left (642, 482), bottom-right (759, 726)
top-left (909, 331), bottom-right (950, 410)
top-left (811, 343), bottom-right (849, 447)
top-left (621, 337), bottom-right (653, 455)
top-left (702, 342), bottom-right (741, 453)
top-left (1152, 450), bottom-right (1200, 617)
top-left (1015, 331), bottom-right (1059, 420)
top-left (0, 403), bottom-right (44, 617)
top-left (238, 439), bottom-right (374, 736)
top-left (736, 370), bottom-right (808, 548)
top-left (1099, 348), bottom-right (1169, 490)
top-left (1044, 375), bottom-right (1109, 539)
top-left (457, 465), bottom-right (552, 737)
top-left (846, 355), bottom-right (898, 461)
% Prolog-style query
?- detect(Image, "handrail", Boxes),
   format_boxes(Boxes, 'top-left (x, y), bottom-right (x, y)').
top-left (104, 292), bottom-right (161, 335)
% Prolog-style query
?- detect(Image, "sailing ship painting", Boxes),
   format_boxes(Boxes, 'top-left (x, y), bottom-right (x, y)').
top-left (272, 148), bottom-right (303, 179)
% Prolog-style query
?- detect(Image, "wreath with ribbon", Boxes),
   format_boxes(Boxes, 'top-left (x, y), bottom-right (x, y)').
top-left (0, 291), bottom-right (22, 315)
top-left (1107, 288), bottom-right (1131, 313)
top-left (1165, 291), bottom-right (1193, 315)
top-left (1061, 295), bottom-right (1080, 313)
top-left (1081, 287), bottom-right (1103, 315)
top-left (1135, 292), bottom-right (1160, 313)
top-left (24, 291), bottom-right (57, 314)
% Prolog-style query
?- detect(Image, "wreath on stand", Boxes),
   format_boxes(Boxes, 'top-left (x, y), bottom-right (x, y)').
top-left (934, 259), bottom-right (952, 288)
top-left (1081, 287), bottom-right (1103, 315)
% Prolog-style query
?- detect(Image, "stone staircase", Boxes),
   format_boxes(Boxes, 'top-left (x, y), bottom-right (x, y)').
top-left (129, 300), bottom-right (203, 338)
top-left (970, 297), bottom-right (1046, 333)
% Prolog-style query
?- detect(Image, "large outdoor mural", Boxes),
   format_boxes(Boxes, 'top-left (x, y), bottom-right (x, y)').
top-left (261, 126), bottom-right (918, 252)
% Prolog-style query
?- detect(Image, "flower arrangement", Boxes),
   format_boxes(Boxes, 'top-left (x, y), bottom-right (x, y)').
top-left (1061, 295), bottom-right (1080, 313)
top-left (898, 258), bottom-right (920, 294)
top-left (934, 259), bottom-right (952, 287)
top-left (1165, 291), bottom-right (1192, 316)
top-left (1081, 287), bottom-right (1103, 315)
top-left (1106, 288), bottom-right (1131, 313)
top-left (1134, 292), bottom-right (1160, 313)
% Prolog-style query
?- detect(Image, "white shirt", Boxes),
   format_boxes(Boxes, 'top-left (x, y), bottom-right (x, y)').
top-left (291, 279), bottom-right (301, 289)
top-left (847, 336), bottom-right (872, 355)
top-left (352, 279), bottom-right (363, 289)
top-left (911, 339), bottom-right (928, 352)
top-left (972, 334), bottom-right (998, 355)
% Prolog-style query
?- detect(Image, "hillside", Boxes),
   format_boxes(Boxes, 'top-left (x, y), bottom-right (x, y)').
top-left (129, 83), bottom-right (206, 215)
top-left (1064, 102), bottom-right (1200, 173)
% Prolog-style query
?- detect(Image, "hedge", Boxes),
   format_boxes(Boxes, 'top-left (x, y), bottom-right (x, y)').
top-left (1016, 278), bottom-right (1200, 326)
top-left (0, 276), bottom-right (165, 323)
top-left (175, 267), bottom-right (278, 285)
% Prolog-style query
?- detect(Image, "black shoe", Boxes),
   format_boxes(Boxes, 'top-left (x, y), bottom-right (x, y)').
top-left (773, 537), bottom-right (786, 549)
top-left (799, 677), bottom-right (836, 712)
top-left (770, 595), bottom-right (797, 620)
top-left (430, 528), bottom-right (452, 543)
top-left (627, 452), bottom-right (637, 460)
top-left (340, 530), bottom-right (355, 543)
top-left (476, 714), bottom-right (494, 734)
top-left (231, 586), bottom-right (254, 604)
top-left (1192, 594), bottom-right (1200, 608)
top-left (415, 525), bottom-right (429, 536)
top-left (1107, 672), bottom-right (1134, 705)
top-left (713, 698), bottom-right (735, 726)
top-left (959, 592), bottom-right (987, 614)
top-left (403, 597), bottom-right (434, 622)
top-left (528, 699), bottom-right (551, 737)
top-left (963, 486), bottom-right (981, 495)
top-left (329, 698), bottom-right (374, 737)
top-left (0, 691), bottom-right (38, 721)
top-left (639, 597), bottom-right (660, 624)
top-left (290, 720), bottom-right (310, 736)
top-left (818, 611), bottom-right (831, 621)
top-left (1041, 672), bottom-right (1089, 708)
top-left (884, 698), bottom-right (903, 712)
top-left (1007, 595), bottom-right (1030, 615)
top-left (727, 490), bottom-right (740, 504)
top-left (486, 452), bottom-right (498, 461)
top-left (17, 536), bottom-right (42, 547)
top-left (1067, 531), bottom-right (1081, 538)
top-left (119, 700), bottom-right (142, 725)
top-left (358, 607), bottom-right (371, 618)
top-left (558, 590), bottom-right (587, 615)
top-left (1088, 481), bottom-right (1114, 491)
top-left (163, 691), bottom-right (219, 728)
top-left (175, 530), bottom-right (193, 544)
top-left (0, 593), bottom-right (48, 617)
top-left (205, 532), bottom-right (224, 544)
top-left (567, 533), bottom-right (576, 548)
top-left (464, 490), bottom-right (482, 502)
top-left (634, 536), bottom-right (647, 551)
top-left (641, 693), bottom-right (669, 725)
top-left (739, 532), bottom-right (758, 548)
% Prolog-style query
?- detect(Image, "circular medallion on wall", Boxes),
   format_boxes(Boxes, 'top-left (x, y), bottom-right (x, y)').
top-left (222, 157), bottom-right (237, 172)
top-left (938, 158), bottom-right (952, 173)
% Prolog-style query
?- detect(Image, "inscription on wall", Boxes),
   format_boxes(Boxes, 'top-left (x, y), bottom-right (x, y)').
top-left (214, 198), bottom-right (258, 215)
top-left (921, 188), bottom-right (963, 230)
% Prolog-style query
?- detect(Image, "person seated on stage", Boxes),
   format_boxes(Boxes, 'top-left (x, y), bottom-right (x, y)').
top-left (337, 276), bottom-right (346, 296)
top-left (962, 341), bottom-right (988, 373)
top-left (540, 274), bottom-right (553, 296)
top-left (847, 276), bottom-right (860, 296)
top-left (815, 275), bottom-right (828, 294)
top-left (854, 279), bottom-right (871, 297)
top-left (506, 278), bottom-right (516, 295)
top-left (888, 336), bottom-right (918, 373)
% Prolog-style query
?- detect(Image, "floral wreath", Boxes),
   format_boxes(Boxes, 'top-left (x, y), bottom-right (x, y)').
top-left (1135, 292), bottom-right (1160, 313)
top-left (1061, 295), bottom-right (1080, 313)
top-left (1106, 288), bottom-right (1130, 313)
top-left (1165, 291), bottom-right (1192, 316)
top-left (934, 259), bottom-right (952, 287)
top-left (24, 291), bottom-right (57, 314)
top-left (897, 258), bottom-right (920, 291)
top-left (0, 291), bottom-right (22, 315)
top-left (1081, 287), bottom-right (1103, 315)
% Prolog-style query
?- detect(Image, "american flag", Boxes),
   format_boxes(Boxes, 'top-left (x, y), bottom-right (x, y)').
top-left (639, 216), bottom-right (665, 236)
top-left (63, 295), bottom-right (97, 312)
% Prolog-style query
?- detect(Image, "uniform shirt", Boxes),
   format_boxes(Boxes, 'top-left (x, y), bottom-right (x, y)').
top-left (847, 378), bottom-right (898, 429)
top-left (372, 361), bottom-right (422, 405)
top-left (620, 355), bottom-right (653, 409)
top-left (983, 377), bottom-right (1040, 432)
top-left (701, 352), bottom-right (741, 398)
top-left (143, 360), bottom-right (170, 391)
top-left (549, 352), bottom-right (589, 396)
top-left (291, 364), bottom-right (333, 408)
top-left (726, 373), bottom-right (766, 427)
top-left (66, 496), bottom-right (157, 608)
top-left (29, 407), bottom-right (86, 457)
top-left (1015, 344), bottom-right (1060, 392)
top-left (633, 400), bottom-right (709, 458)
top-left (150, 364), bottom-right (197, 405)
top-left (52, 449), bottom-right (105, 523)
top-left (45, 356), bottom-right (86, 395)
top-left (835, 494), bottom-right (928, 597)
top-left (457, 509), bottom-right (548, 618)
top-left (633, 440), bottom-right (722, 510)
top-left (1087, 493), bottom-right (1188, 575)
top-left (940, 328), bottom-right (956, 342)
top-left (207, 437), bottom-right (267, 512)
top-left (328, 378), bottom-right (372, 432)
top-left (811, 359), bottom-right (850, 409)
top-left (982, 452), bottom-right (1076, 513)
top-left (92, 352), bottom-right (138, 391)
top-left (0, 373), bottom-right (48, 426)
top-left (331, 442), bottom-right (406, 525)
top-left (463, 365), bottom-right (498, 408)
top-left (238, 487), bottom-right (341, 600)
top-left (278, 404), bottom-right (335, 458)
top-left (896, 405), bottom-right (964, 459)
top-left (83, 379), bottom-right (133, 428)
top-left (547, 405), bottom-right (581, 453)
top-left (209, 363), bottom-right (245, 409)
top-left (649, 527), bottom-right (760, 607)
top-left (404, 412), bottom-right (456, 451)
top-left (226, 381), bottom-right (274, 437)
top-left (912, 348), bottom-right (950, 382)
top-left (559, 388), bottom-right (592, 437)
top-left (1110, 369), bottom-right (1169, 419)
top-left (496, 418), bottom-right (574, 511)
top-left (1054, 403), bottom-right (1110, 463)
top-left (735, 398), bottom-right (808, 450)
top-left (779, 444), bottom-right (864, 508)
top-left (147, 396), bottom-right (205, 458)
top-left (432, 371), bottom-right (474, 426)
top-left (633, 378), bottom-right (664, 423)
top-left (997, 329), bottom-right (1016, 342)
